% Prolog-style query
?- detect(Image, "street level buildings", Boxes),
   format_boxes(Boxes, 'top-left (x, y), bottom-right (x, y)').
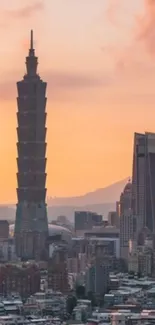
top-left (0, 263), bottom-right (40, 298)
top-left (48, 247), bottom-right (69, 293)
top-left (15, 31), bottom-right (48, 260)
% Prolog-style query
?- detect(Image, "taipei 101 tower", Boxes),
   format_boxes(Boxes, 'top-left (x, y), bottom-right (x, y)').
top-left (15, 31), bottom-right (48, 260)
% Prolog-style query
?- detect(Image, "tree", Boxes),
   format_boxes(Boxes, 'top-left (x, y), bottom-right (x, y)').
top-left (76, 285), bottom-right (85, 298)
top-left (66, 295), bottom-right (77, 315)
top-left (137, 271), bottom-right (142, 278)
top-left (87, 291), bottom-right (97, 307)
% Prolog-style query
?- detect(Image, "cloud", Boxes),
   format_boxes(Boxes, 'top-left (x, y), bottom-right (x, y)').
top-left (0, 1), bottom-right (44, 26)
top-left (7, 1), bottom-right (44, 19)
top-left (0, 70), bottom-right (112, 102)
top-left (136, 0), bottom-right (155, 55)
top-left (0, 81), bottom-right (16, 102)
top-left (106, 0), bottom-right (155, 56)
top-left (45, 71), bottom-right (111, 89)
top-left (105, 0), bottom-right (123, 28)
top-left (103, 0), bottom-right (155, 78)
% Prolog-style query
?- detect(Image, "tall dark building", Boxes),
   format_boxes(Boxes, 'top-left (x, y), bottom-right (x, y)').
top-left (0, 221), bottom-right (9, 240)
top-left (15, 31), bottom-right (48, 260)
top-left (119, 181), bottom-right (136, 260)
top-left (132, 132), bottom-right (155, 233)
top-left (75, 211), bottom-right (102, 235)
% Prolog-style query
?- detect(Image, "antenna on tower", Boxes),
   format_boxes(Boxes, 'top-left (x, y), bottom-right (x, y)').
top-left (30, 30), bottom-right (33, 50)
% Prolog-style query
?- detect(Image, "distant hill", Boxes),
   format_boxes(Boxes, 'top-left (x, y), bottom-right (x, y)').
top-left (0, 203), bottom-right (115, 223)
top-left (0, 205), bottom-right (15, 222)
top-left (48, 178), bottom-right (128, 207)
top-left (47, 178), bottom-right (128, 221)
top-left (47, 203), bottom-right (115, 221)
top-left (0, 178), bottom-right (128, 222)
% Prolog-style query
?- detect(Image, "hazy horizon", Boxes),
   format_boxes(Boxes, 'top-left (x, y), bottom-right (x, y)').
top-left (0, 177), bottom-right (127, 206)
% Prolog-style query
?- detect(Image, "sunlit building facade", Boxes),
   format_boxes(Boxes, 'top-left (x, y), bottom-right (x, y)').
top-left (120, 181), bottom-right (136, 260)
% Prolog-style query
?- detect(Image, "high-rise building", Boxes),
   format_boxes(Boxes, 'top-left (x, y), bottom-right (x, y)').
top-left (85, 259), bottom-right (109, 296)
top-left (75, 211), bottom-right (102, 236)
top-left (132, 132), bottom-right (155, 233)
top-left (128, 246), bottom-right (152, 276)
top-left (15, 31), bottom-right (48, 260)
top-left (0, 221), bottom-right (9, 240)
top-left (108, 211), bottom-right (119, 228)
top-left (119, 181), bottom-right (136, 260)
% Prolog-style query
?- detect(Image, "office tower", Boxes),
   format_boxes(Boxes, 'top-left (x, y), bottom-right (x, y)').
top-left (85, 259), bottom-right (109, 296)
top-left (128, 246), bottom-right (152, 276)
top-left (15, 31), bottom-right (48, 260)
top-left (74, 211), bottom-right (102, 236)
top-left (0, 221), bottom-right (9, 240)
top-left (119, 181), bottom-right (136, 260)
top-left (108, 211), bottom-right (119, 228)
top-left (132, 132), bottom-right (155, 233)
top-left (116, 201), bottom-right (121, 218)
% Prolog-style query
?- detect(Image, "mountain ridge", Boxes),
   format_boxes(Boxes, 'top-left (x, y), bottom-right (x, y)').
top-left (0, 178), bottom-right (128, 221)
top-left (47, 178), bottom-right (128, 207)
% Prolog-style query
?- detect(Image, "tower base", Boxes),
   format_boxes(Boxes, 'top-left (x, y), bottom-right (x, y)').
top-left (15, 203), bottom-right (48, 260)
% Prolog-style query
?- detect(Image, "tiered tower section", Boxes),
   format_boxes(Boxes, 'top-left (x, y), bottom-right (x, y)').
top-left (15, 31), bottom-right (48, 260)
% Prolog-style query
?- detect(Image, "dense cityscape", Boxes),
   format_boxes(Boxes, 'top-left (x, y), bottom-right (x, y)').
top-left (0, 29), bottom-right (155, 325)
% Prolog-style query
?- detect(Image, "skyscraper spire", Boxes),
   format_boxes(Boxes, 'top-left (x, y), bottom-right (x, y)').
top-left (29, 29), bottom-right (35, 57)
top-left (30, 29), bottom-right (33, 50)
top-left (26, 30), bottom-right (38, 76)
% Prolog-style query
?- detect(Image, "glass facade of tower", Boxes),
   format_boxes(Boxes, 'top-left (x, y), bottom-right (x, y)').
top-left (132, 132), bottom-right (155, 233)
top-left (119, 182), bottom-right (137, 261)
top-left (15, 31), bottom-right (48, 260)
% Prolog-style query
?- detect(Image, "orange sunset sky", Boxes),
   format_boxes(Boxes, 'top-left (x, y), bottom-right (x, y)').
top-left (0, 0), bottom-right (155, 203)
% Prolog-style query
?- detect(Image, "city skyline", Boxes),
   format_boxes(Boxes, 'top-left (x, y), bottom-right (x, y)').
top-left (0, 0), bottom-right (155, 203)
